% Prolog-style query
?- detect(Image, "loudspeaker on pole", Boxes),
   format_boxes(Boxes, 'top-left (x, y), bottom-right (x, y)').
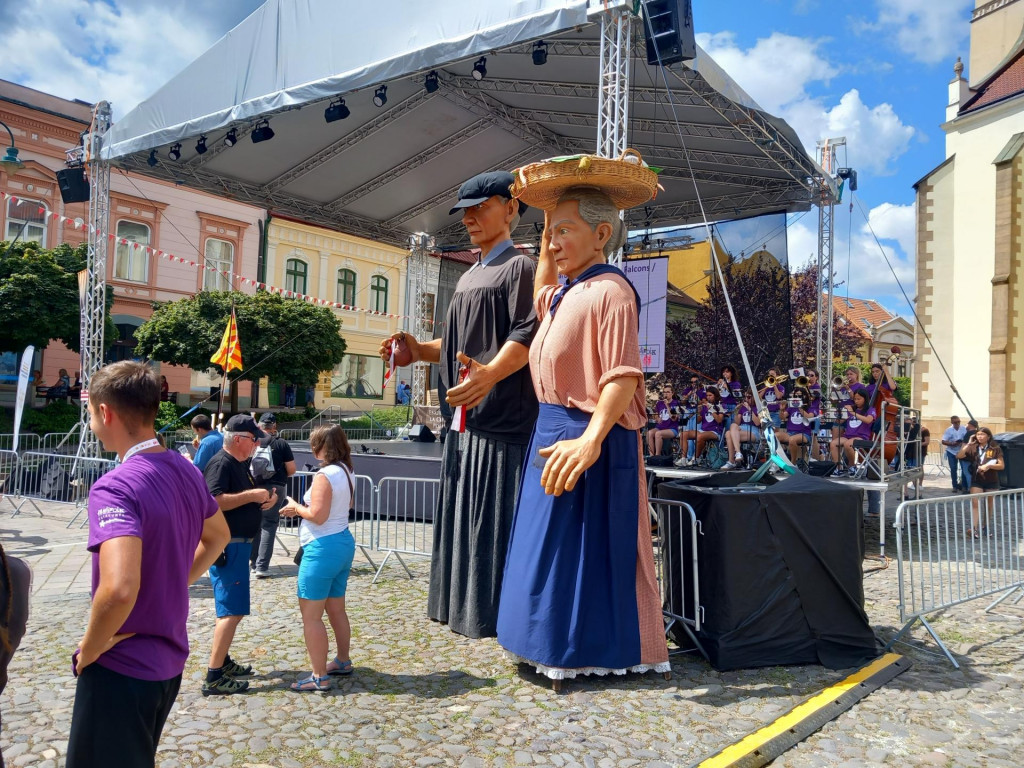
top-left (56, 168), bottom-right (90, 204)
top-left (642, 0), bottom-right (696, 67)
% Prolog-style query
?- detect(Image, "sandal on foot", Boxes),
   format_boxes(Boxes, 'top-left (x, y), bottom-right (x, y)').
top-left (202, 675), bottom-right (249, 696)
top-left (327, 657), bottom-right (353, 676)
top-left (290, 673), bottom-right (331, 692)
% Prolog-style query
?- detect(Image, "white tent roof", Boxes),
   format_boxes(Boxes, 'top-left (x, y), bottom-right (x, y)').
top-left (104, 0), bottom-right (826, 248)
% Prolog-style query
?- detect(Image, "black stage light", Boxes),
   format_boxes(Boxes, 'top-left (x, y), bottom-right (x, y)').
top-left (472, 56), bottom-right (487, 80)
top-left (251, 119), bottom-right (275, 143)
top-left (373, 85), bottom-right (388, 107)
top-left (532, 41), bottom-right (548, 66)
top-left (324, 98), bottom-right (350, 123)
top-left (168, 143), bottom-right (182, 161)
top-left (223, 128), bottom-right (238, 147)
top-left (147, 150), bottom-right (158, 167)
top-left (424, 71), bottom-right (439, 93)
top-left (195, 135), bottom-right (208, 155)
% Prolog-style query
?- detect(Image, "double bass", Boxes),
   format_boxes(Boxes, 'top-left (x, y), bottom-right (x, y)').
top-left (870, 347), bottom-right (901, 463)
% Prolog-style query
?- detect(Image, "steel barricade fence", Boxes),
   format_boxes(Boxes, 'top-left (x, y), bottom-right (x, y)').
top-left (0, 450), bottom-right (20, 514)
top-left (39, 430), bottom-right (79, 455)
top-left (885, 489), bottom-right (1024, 668)
top-left (372, 476), bottom-right (440, 583)
top-left (650, 497), bottom-right (707, 660)
top-left (12, 451), bottom-right (116, 522)
top-left (0, 434), bottom-right (41, 453)
top-left (276, 471), bottom-right (377, 569)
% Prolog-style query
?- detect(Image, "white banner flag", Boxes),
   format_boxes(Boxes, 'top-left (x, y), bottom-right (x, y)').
top-left (13, 345), bottom-right (34, 453)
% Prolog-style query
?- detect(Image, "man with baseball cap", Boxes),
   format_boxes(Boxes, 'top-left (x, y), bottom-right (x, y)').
top-left (249, 412), bottom-right (296, 578)
top-left (201, 414), bottom-right (278, 694)
top-left (379, 170), bottom-right (539, 638)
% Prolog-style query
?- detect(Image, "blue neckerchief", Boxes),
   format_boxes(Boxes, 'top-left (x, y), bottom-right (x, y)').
top-left (548, 263), bottom-right (641, 324)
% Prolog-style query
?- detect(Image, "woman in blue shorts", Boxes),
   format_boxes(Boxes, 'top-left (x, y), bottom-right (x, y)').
top-left (280, 424), bottom-right (357, 692)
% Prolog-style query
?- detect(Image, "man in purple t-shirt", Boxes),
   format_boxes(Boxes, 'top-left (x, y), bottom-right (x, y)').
top-left (66, 361), bottom-right (229, 768)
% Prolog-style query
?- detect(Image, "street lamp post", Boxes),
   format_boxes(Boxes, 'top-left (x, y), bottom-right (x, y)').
top-left (0, 120), bottom-right (24, 175)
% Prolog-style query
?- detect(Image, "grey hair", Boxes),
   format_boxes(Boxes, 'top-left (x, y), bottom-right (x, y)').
top-left (556, 187), bottom-right (626, 258)
top-left (223, 431), bottom-right (245, 442)
top-left (509, 211), bottom-right (521, 232)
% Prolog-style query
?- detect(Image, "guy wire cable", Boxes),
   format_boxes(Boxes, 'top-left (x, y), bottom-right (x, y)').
top-left (853, 195), bottom-right (975, 421)
top-left (638, 1), bottom-right (795, 469)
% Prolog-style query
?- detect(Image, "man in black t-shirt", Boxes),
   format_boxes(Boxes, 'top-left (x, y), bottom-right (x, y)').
top-left (201, 414), bottom-right (276, 695)
top-left (249, 412), bottom-right (296, 577)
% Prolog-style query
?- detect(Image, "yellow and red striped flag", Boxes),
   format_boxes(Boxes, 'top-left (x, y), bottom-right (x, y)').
top-left (210, 310), bottom-right (243, 372)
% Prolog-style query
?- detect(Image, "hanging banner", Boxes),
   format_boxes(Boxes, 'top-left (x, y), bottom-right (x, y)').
top-left (13, 346), bottom-right (34, 453)
top-left (623, 256), bottom-right (668, 373)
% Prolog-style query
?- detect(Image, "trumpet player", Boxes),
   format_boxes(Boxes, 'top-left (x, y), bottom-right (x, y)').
top-left (776, 386), bottom-right (818, 460)
top-left (834, 388), bottom-right (876, 475)
top-left (722, 389), bottom-right (761, 470)
top-left (829, 367), bottom-right (863, 463)
top-left (759, 368), bottom-right (786, 429)
top-left (718, 365), bottom-right (742, 414)
top-left (647, 384), bottom-right (682, 457)
top-left (676, 387), bottom-right (725, 467)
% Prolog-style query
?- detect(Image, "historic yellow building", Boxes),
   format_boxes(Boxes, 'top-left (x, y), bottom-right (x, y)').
top-left (262, 216), bottom-right (407, 410)
top-left (915, 0), bottom-right (1024, 433)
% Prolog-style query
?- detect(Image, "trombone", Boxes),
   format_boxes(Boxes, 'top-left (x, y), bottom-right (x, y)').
top-left (794, 374), bottom-right (809, 388)
top-left (761, 373), bottom-right (788, 388)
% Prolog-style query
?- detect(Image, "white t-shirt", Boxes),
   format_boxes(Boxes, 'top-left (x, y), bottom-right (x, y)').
top-left (299, 463), bottom-right (352, 546)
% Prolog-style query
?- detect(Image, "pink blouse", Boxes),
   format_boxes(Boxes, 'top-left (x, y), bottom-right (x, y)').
top-left (530, 275), bottom-right (646, 430)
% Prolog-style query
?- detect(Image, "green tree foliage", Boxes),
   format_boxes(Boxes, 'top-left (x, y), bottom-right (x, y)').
top-left (134, 291), bottom-right (347, 387)
top-left (0, 241), bottom-right (115, 355)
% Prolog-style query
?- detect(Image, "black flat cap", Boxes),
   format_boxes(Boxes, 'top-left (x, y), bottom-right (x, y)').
top-left (449, 171), bottom-right (527, 215)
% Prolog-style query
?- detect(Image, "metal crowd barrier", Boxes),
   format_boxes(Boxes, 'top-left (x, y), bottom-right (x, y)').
top-left (277, 471), bottom-right (377, 569)
top-left (650, 498), bottom-right (707, 660)
top-left (886, 489), bottom-right (1024, 668)
top-left (0, 434), bottom-right (41, 453)
top-left (10, 451), bottom-right (116, 522)
top-left (0, 449), bottom-right (19, 514)
top-left (372, 476), bottom-right (440, 583)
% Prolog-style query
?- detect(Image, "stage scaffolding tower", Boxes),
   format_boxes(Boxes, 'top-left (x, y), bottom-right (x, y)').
top-left (77, 102), bottom-right (112, 460)
top-left (407, 232), bottom-right (433, 407)
top-left (814, 136), bottom-right (844, 387)
top-left (592, 1), bottom-right (633, 268)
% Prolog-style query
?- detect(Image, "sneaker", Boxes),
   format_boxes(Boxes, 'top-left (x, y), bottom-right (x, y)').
top-left (831, 467), bottom-right (844, 478)
top-left (673, 457), bottom-right (689, 467)
top-left (721, 461), bottom-right (738, 470)
top-left (253, 569), bottom-right (271, 579)
top-left (202, 675), bottom-right (249, 696)
top-left (734, 452), bottom-right (743, 462)
top-left (848, 466), bottom-right (859, 477)
top-left (221, 658), bottom-right (253, 677)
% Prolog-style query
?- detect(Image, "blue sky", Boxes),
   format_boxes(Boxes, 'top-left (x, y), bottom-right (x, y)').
top-left (0, 0), bottom-right (974, 316)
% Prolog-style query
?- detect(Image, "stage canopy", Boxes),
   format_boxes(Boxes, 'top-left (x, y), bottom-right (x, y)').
top-left (103, 0), bottom-right (828, 249)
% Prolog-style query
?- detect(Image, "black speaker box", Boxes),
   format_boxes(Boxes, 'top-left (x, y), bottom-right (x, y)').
top-left (642, 0), bottom-right (696, 66)
top-left (56, 168), bottom-right (90, 204)
top-left (409, 425), bottom-right (436, 443)
top-left (808, 460), bottom-right (837, 477)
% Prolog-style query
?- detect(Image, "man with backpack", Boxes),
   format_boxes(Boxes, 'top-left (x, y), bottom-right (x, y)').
top-left (249, 412), bottom-right (296, 578)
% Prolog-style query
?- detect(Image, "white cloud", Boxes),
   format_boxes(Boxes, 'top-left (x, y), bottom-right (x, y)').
top-left (872, 0), bottom-right (972, 66)
top-left (0, 1), bottom-right (257, 119)
top-left (698, 32), bottom-right (916, 176)
top-left (788, 202), bottom-right (915, 315)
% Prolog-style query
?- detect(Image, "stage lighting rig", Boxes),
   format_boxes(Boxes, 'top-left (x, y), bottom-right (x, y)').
top-left (472, 57), bottom-right (487, 80)
top-left (424, 71), bottom-right (439, 93)
top-left (373, 85), bottom-right (388, 107)
top-left (532, 41), bottom-right (548, 65)
top-left (168, 143), bottom-right (182, 161)
top-left (251, 120), bottom-right (275, 144)
top-left (325, 98), bottom-right (350, 123)
top-left (195, 136), bottom-right (208, 155)
top-left (836, 167), bottom-right (858, 192)
top-left (147, 150), bottom-right (158, 167)
top-left (223, 128), bottom-right (238, 147)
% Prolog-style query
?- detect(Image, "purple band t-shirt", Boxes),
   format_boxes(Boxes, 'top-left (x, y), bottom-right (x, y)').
top-left (785, 402), bottom-right (818, 436)
top-left (88, 450), bottom-right (218, 681)
top-left (655, 399), bottom-right (681, 430)
top-left (844, 407), bottom-right (876, 441)
top-left (699, 404), bottom-right (725, 436)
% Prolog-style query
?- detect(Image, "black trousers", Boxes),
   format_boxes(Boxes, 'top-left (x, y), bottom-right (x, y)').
top-left (66, 663), bottom-right (182, 768)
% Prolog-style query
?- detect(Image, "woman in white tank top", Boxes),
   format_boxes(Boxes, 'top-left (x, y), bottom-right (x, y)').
top-left (280, 425), bottom-right (357, 692)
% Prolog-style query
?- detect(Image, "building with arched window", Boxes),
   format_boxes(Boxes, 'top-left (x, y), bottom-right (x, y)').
top-left (0, 79), bottom-right (265, 408)
top-left (264, 216), bottom-right (407, 409)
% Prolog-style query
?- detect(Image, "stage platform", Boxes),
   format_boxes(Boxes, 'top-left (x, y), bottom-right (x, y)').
top-left (288, 438), bottom-right (443, 485)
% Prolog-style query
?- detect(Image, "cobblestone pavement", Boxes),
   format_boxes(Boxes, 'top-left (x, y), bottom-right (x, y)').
top-left (1, 470), bottom-right (1022, 768)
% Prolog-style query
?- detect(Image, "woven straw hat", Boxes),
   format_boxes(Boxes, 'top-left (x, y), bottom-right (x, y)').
top-left (510, 149), bottom-right (660, 211)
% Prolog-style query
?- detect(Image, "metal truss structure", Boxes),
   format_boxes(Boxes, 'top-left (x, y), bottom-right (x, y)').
top-left (406, 233), bottom-right (434, 407)
top-left (78, 102), bottom-right (112, 460)
top-left (814, 137), bottom-right (845, 385)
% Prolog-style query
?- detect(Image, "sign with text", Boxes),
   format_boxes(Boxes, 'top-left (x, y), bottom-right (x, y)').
top-left (623, 257), bottom-right (668, 373)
